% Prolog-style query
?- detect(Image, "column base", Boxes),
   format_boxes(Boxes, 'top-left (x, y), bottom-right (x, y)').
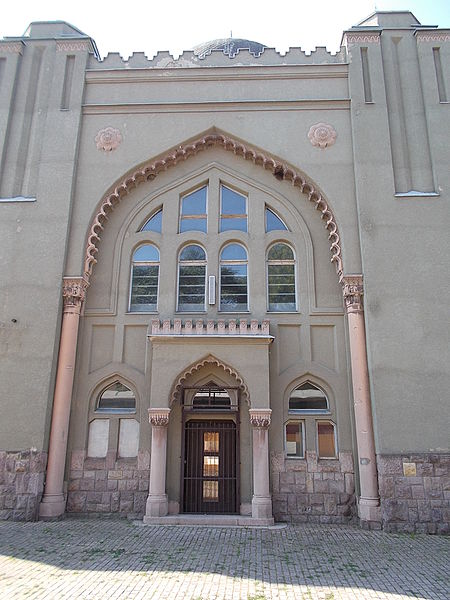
top-left (251, 495), bottom-right (274, 521)
top-left (144, 494), bottom-right (169, 520)
top-left (39, 493), bottom-right (66, 519)
top-left (358, 496), bottom-right (381, 523)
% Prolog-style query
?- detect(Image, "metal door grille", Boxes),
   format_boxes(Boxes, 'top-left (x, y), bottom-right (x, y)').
top-left (183, 420), bottom-right (238, 514)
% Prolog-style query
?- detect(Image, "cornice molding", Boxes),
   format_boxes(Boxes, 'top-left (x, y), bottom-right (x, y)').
top-left (84, 132), bottom-right (343, 283)
top-left (56, 40), bottom-right (90, 52)
top-left (416, 32), bottom-right (450, 43)
top-left (0, 42), bottom-right (24, 54)
top-left (344, 33), bottom-right (381, 45)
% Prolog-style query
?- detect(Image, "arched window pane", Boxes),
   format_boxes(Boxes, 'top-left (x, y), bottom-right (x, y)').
top-left (266, 207), bottom-right (288, 232)
top-left (133, 244), bottom-right (159, 262)
top-left (178, 245), bottom-right (206, 311)
top-left (267, 243), bottom-right (295, 311)
top-left (289, 382), bottom-right (329, 413)
top-left (141, 209), bottom-right (162, 232)
top-left (220, 244), bottom-right (247, 261)
top-left (220, 244), bottom-right (248, 311)
top-left (220, 185), bottom-right (247, 232)
top-left (130, 244), bottom-right (159, 311)
top-left (97, 382), bottom-right (136, 413)
top-left (180, 186), bottom-right (207, 233)
top-left (180, 244), bottom-right (206, 261)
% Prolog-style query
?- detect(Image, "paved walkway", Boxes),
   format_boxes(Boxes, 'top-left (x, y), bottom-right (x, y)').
top-left (0, 518), bottom-right (448, 599)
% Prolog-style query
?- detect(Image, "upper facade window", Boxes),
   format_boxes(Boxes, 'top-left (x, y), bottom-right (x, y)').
top-left (129, 244), bottom-right (159, 312)
top-left (179, 186), bottom-right (207, 233)
top-left (141, 208), bottom-right (162, 233)
top-left (220, 185), bottom-right (247, 232)
top-left (177, 244), bottom-right (207, 311)
top-left (265, 207), bottom-right (288, 232)
top-left (220, 243), bottom-right (248, 312)
top-left (96, 381), bottom-right (136, 413)
top-left (267, 243), bottom-right (296, 311)
top-left (289, 382), bottom-right (329, 413)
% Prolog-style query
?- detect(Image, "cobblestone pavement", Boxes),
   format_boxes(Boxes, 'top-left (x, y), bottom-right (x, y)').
top-left (0, 519), bottom-right (448, 599)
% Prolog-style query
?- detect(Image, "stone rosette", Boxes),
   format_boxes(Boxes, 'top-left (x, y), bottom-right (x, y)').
top-left (308, 123), bottom-right (337, 149)
top-left (95, 127), bottom-right (122, 152)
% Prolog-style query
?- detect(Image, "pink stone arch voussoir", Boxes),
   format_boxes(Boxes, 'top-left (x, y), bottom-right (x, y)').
top-left (84, 131), bottom-right (343, 282)
top-left (169, 354), bottom-right (250, 407)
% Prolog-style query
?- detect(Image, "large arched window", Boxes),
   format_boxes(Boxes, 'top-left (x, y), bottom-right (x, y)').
top-left (267, 243), bottom-right (296, 311)
top-left (96, 381), bottom-right (136, 413)
top-left (177, 244), bottom-right (207, 311)
top-left (289, 382), bottom-right (329, 413)
top-left (129, 244), bottom-right (160, 312)
top-left (219, 243), bottom-right (248, 311)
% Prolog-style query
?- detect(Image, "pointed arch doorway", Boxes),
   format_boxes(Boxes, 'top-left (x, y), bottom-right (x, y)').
top-left (181, 382), bottom-right (240, 514)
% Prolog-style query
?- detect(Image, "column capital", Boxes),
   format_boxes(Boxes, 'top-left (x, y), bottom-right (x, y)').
top-left (342, 274), bottom-right (364, 314)
top-left (249, 409), bottom-right (272, 429)
top-left (148, 408), bottom-right (171, 427)
top-left (62, 277), bottom-right (89, 313)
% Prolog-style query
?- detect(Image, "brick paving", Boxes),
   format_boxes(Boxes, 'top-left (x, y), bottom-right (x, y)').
top-left (0, 518), bottom-right (448, 599)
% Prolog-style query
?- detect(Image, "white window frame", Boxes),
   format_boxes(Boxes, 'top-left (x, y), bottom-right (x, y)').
top-left (176, 243), bottom-right (207, 312)
top-left (128, 244), bottom-right (160, 313)
top-left (284, 419), bottom-right (305, 459)
top-left (266, 242), bottom-right (297, 312)
top-left (219, 242), bottom-right (249, 312)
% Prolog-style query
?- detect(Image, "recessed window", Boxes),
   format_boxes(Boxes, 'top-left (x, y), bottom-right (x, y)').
top-left (220, 185), bottom-right (247, 232)
top-left (289, 382), bottom-right (329, 413)
top-left (180, 186), bottom-right (207, 233)
top-left (177, 244), bottom-right (207, 311)
top-left (219, 243), bottom-right (248, 311)
top-left (285, 421), bottom-right (304, 458)
top-left (129, 244), bottom-right (159, 312)
top-left (265, 207), bottom-right (288, 232)
top-left (317, 421), bottom-right (337, 458)
top-left (96, 382), bottom-right (136, 413)
top-left (267, 243), bottom-right (296, 311)
top-left (141, 209), bottom-right (162, 232)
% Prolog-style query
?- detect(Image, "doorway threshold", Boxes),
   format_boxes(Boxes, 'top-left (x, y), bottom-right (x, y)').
top-left (141, 514), bottom-right (276, 527)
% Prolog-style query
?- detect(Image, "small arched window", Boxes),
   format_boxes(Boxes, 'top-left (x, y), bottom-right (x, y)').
top-left (265, 207), bottom-right (288, 232)
top-left (140, 208), bottom-right (162, 232)
top-left (96, 381), bottom-right (136, 413)
top-left (129, 244), bottom-right (159, 312)
top-left (220, 243), bottom-right (248, 311)
top-left (177, 244), bottom-right (207, 311)
top-left (289, 382), bottom-right (329, 413)
top-left (267, 243), bottom-right (296, 311)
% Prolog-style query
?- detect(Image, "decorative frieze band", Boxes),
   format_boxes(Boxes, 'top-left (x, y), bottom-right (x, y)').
top-left (249, 409), bottom-right (272, 429)
top-left (0, 42), bottom-right (24, 54)
top-left (149, 318), bottom-right (270, 336)
top-left (342, 275), bottom-right (364, 314)
top-left (56, 41), bottom-right (90, 52)
top-left (148, 408), bottom-right (171, 427)
top-left (416, 33), bottom-right (450, 43)
top-left (62, 277), bottom-right (89, 311)
top-left (344, 33), bottom-right (380, 45)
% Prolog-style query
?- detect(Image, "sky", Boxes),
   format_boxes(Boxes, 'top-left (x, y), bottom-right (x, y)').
top-left (2, 0), bottom-right (449, 59)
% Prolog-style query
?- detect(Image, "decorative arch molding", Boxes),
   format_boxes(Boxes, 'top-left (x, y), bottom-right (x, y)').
top-left (84, 130), bottom-right (343, 283)
top-left (169, 354), bottom-right (250, 406)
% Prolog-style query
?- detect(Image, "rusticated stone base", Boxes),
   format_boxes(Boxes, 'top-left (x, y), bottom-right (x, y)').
top-left (271, 451), bottom-right (356, 524)
top-left (0, 449), bottom-right (47, 521)
top-left (378, 453), bottom-right (449, 534)
top-left (66, 450), bottom-right (150, 517)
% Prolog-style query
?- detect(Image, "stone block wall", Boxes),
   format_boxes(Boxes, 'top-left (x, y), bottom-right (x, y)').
top-left (271, 450), bottom-right (355, 523)
top-left (378, 453), bottom-right (449, 534)
top-left (0, 449), bottom-right (47, 521)
top-left (66, 449), bottom-right (150, 516)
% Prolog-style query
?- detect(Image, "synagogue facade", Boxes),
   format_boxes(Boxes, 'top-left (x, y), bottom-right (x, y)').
top-left (0, 11), bottom-right (448, 533)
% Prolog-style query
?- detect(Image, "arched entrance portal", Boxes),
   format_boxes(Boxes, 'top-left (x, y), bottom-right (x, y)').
top-left (181, 382), bottom-right (239, 514)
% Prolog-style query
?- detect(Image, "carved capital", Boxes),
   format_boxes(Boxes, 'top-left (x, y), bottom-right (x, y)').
top-left (148, 408), bottom-right (170, 428)
top-left (249, 409), bottom-right (272, 429)
top-left (62, 277), bottom-right (89, 313)
top-left (342, 275), bottom-right (364, 314)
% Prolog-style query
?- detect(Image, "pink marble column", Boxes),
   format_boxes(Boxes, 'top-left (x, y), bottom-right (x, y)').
top-left (144, 408), bottom-right (171, 520)
top-left (249, 409), bottom-right (274, 522)
top-left (342, 275), bottom-right (380, 523)
top-left (39, 277), bottom-right (88, 518)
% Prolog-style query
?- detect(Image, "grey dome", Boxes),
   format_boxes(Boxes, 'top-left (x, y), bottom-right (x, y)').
top-left (193, 38), bottom-right (266, 59)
